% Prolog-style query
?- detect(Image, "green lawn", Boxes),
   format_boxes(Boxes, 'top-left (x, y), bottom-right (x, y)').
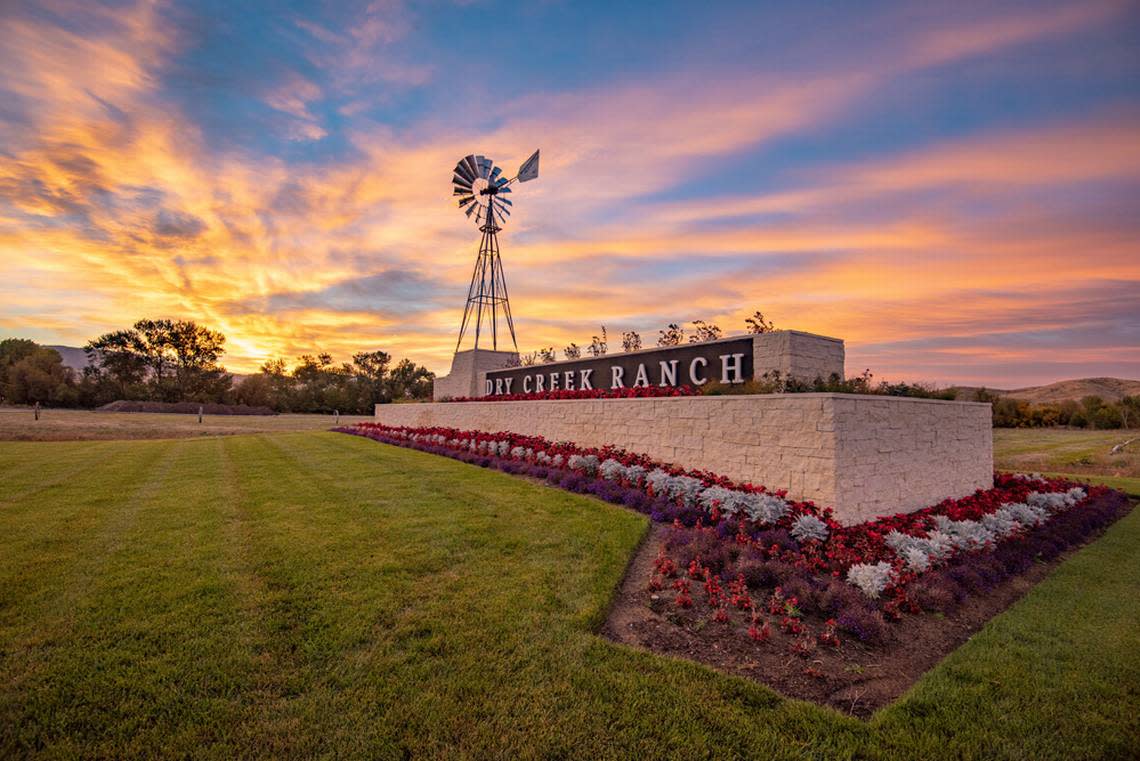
top-left (1, 432), bottom-right (1137, 759)
top-left (994, 428), bottom-right (1140, 496)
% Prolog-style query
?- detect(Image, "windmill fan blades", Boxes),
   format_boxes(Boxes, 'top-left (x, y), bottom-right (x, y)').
top-left (457, 196), bottom-right (474, 207)
top-left (452, 172), bottom-right (472, 188)
top-left (462, 155), bottom-right (479, 179)
top-left (490, 166), bottom-right (502, 183)
top-left (453, 160), bottom-right (474, 183)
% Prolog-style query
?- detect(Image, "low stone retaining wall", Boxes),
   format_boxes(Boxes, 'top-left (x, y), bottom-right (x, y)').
top-left (375, 393), bottom-right (993, 525)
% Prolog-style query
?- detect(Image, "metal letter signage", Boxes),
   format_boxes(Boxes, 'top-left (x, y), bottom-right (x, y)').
top-left (484, 336), bottom-right (754, 396)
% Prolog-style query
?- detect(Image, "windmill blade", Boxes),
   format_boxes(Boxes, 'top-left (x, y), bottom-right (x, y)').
top-left (517, 149), bottom-right (539, 182)
top-left (465, 202), bottom-right (479, 218)
top-left (453, 186), bottom-right (471, 196)
top-left (457, 196), bottom-right (474, 207)
top-left (497, 184), bottom-right (512, 194)
top-left (453, 160), bottom-right (474, 183)
top-left (474, 155), bottom-right (490, 178)
top-left (462, 155), bottom-right (479, 179)
top-left (497, 196), bottom-right (513, 207)
top-left (452, 172), bottom-right (472, 188)
top-left (490, 166), bottom-right (502, 183)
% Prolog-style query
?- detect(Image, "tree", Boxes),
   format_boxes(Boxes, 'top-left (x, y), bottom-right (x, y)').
top-left (0, 338), bottom-right (39, 400)
top-left (745, 310), bottom-right (776, 334)
top-left (165, 320), bottom-right (228, 401)
top-left (353, 349), bottom-right (391, 404)
top-left (689, 320), bottom-right (722, 343)
top-left (387, 359), bottom-right (434, 400)
top-left (83, 319), bottom-right (229, 403)
top-left (621, 331), bottom-right (642, 352)
top-left (1120, 396), bottom-right (1139, 429)
top-left (232, 373), bottom-right (273, 409)
top-left (4, 346), bottom-right (77, 406)
top-left (657, 323), bottom-right (684, 347)
top-left (84, 329), bottom-right (149, 400)
top-left (564, 343), bottom-right (581, 360)
top-left (587, 326), bottom-right (608, 357)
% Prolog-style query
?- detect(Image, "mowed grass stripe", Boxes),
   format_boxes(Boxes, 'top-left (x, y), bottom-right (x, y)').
top-left (0, 438), bottom-right (253, 756)
top-left (0, 439), bottom-right (148, 508)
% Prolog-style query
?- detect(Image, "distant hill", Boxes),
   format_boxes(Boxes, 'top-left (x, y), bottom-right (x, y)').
top-left (955, 377), bottom-right (1140, 404)
top-left (46, 345), bottom-right (90, 372)
top-left (1003, 377), bottom-right (1140, 404)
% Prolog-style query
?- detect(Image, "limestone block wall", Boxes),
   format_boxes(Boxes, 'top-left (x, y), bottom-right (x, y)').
top-left (831, 396), bottom-right (994, 519)
top-left (752, 331), bottom-right (845, 382)
top-left (433, 349), bottom-right (518, 400)
top-left (374, 393), bottom-right (992, 524)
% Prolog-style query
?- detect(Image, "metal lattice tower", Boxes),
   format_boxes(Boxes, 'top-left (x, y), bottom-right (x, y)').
top-left (450, 150), bottom-right (539, 352)
top-left (456, 208), bottom-right (516, 352)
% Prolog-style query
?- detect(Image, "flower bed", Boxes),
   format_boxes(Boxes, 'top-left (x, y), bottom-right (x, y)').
top-left (444, 385), bottom-right (700, 402)
top-left (338, 423), bottom-right (1127, 646)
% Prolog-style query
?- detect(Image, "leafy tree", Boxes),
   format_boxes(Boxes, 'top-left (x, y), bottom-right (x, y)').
top-left (0, 338), bottom-right (39, 400)
top-left (83, 319), bottom-right (229, 403)
top-left (3, 346), bottom-right (77, 406)
top-left (232, 373), bottom-right (274, 409)
top-left (563, 343), bottom-right (582, 360)
top-left (387, 359), bottom-right (434, 400)
top-left (745, 310), bottom-right (776, 334)
top-left (657, 323), bottom-right (684, 346)
top-left (353, 349), bottom-right (392, 403)
top-left (621, 331), bottom-right (642, 352)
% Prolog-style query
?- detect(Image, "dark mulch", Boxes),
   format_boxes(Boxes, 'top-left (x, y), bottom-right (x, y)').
top-left (97, 400), bottom-right (277, 416)
top-left (601, 491), bottom-right (1134, 718)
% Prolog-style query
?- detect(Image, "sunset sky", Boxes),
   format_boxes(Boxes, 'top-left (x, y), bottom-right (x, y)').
top-left (1, 0), bottom-right (1138, 387)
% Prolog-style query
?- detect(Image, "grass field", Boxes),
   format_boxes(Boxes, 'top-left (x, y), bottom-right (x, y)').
top-left (0, 407), bottom-right (370, 441)
top-left (1, 432), bottom-right (1137, 759)
top-left (994, 428), bottom-right (1140, 496)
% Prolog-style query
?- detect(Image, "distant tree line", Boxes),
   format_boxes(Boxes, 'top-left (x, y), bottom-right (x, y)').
top-left (0, 319), bottom-right (433, 414)
top-left (975, 391), bottom-right (1140, 430)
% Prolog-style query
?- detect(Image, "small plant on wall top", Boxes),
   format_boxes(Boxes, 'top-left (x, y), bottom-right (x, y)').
top-left (689, 320), bottom-right (722, 343)
top-left (587, 326), bottom-right (608, 357)
top-left (746, 310), bottom-right (776, 334)
top-left (657, 323), bottom-right (684, 347)
top-left (621, 330), bottom-right (642, 352)
top-left (563, 343), bottom-right (582, 360)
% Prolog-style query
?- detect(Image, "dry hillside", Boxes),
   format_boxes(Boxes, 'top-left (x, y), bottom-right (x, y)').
top-left (1004, 378), bottom-right (1140, 404)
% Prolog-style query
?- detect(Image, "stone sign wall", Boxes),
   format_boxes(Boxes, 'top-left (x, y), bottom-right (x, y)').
top-left (373, 393), bottom-right (993, 525)
top-left (432, 330), bottom-right (845, 401)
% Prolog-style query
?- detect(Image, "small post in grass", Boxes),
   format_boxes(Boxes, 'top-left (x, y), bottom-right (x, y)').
top-left (334, 409), bottom-right (340, 425)
top-left (34, 401), bottom-right (40, 421)
top-left (198, 405), bottom-right (203, 424)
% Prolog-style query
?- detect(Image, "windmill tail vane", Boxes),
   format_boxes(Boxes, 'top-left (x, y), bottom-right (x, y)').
top-left (451, 149), bottom-right (539, 353)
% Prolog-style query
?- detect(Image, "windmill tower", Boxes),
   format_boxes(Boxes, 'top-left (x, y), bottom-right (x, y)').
top-left (432, 149), bottom-right (540, 400)
top-left (451, 150), bottom-right (540, 352)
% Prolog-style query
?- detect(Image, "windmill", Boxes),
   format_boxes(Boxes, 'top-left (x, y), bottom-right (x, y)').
top-left (451, 149), bottom-right (540, 352)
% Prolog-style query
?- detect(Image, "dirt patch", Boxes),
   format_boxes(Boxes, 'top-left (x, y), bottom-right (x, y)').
top-left (601, 496), bottom-right (1135, 718)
